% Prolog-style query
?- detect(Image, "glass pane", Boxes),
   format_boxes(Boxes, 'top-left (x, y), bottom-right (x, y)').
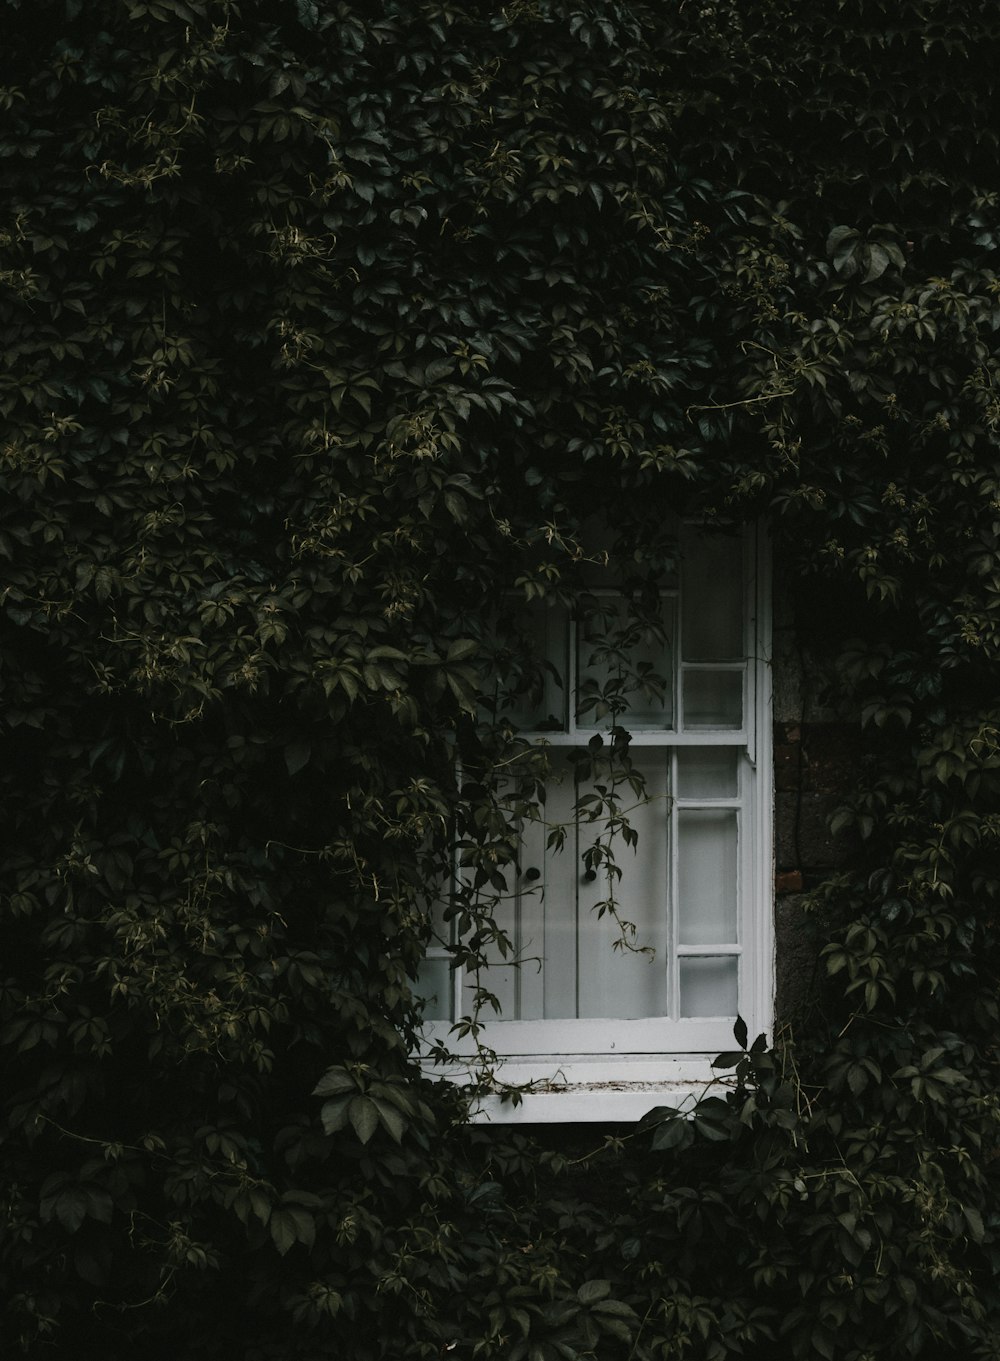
top-left (498, 601), bottom-right (569, 731)
top-left (683, 670), bottom-right (742, 728)
top-left (681, 531), bottom-right (743, 661)
top-left (415, 957), bottom-right (452, 1021)
top-left (679, 956), bottom-right (738, 1017)
top-left (425, 876), bottom-right (453, 940)
top-left (577, 751), bottom-right (670, 1017)
top-left (678, 809), bottom-right (738, 944)
top-left (513, 807), bottom-right (548, 1021)
top-left (577, 595), bottom-right (674, 729)
top-left (455, 757), bottom-right (580, 1023)
top-left (536, 755), bottom-right (578, 1019)
top-left (676, 747), bottom-right (739, 799)
top-left (460, 853), bottom-right (519, 1018)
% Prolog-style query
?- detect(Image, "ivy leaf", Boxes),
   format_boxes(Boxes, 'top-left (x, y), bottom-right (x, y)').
top-left (372, 1098), bottom-right (406, 1143)
top-left (39, 1179), bottom-right (113, 1234)
top-left (445, 638), bottom-right (478, 662)
top-left (312, 1067), bottom-right (358, 1098)
top-left (963, 1204), bottom-right (985, 1242)
top-left (424, 358), bottom-right (454, 382)
top-left (577, 1279), bottom-right (611, 1305)
top-left (712, 1051), bottom-right (745, 1069)
top-left (295, 0), bottom-right (320, 29)
top-left (284, 741), bottom-right (311, 776)
top-left (269, 1205), bottom-right (315, 1256)
top-left (651, 1118), bottom-right (693, 1152)
top-left (43, 1187), bottom-right (90, 1233)
top-left (863, 243), bottom-right (890, 283)
top-left (348, 1096), bottom-right (379, 1144)
top-left (318, 1097), bottom-right (353, 1134)
top-left (825, 224), bottom-right (857, 255)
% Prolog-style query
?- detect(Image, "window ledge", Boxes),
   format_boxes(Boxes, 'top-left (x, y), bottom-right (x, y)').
top-left (422, 1054), bottom-right (732, 1123)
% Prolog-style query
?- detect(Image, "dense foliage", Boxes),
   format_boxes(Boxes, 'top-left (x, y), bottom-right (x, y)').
top-left (2, 0), bottom-right (1000, 1356)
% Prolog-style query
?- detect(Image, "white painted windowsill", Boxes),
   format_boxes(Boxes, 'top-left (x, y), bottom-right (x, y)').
top-left (423, 1054), bottom-right (733, 1123)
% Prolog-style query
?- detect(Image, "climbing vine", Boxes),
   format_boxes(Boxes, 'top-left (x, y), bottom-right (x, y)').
top-left (2, 0), bottom-right (1000, 1357)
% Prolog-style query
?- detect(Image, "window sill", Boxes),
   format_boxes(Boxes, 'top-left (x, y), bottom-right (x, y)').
top-left (422, 1054), bottom-right (731, 1123)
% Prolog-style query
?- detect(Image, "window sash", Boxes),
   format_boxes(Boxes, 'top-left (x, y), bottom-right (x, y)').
top-left (420, 525), bottom-right (771, 1059)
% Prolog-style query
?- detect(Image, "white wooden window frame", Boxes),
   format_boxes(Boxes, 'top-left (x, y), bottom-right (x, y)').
top-left (420, 527), bottom-right (773, 1122)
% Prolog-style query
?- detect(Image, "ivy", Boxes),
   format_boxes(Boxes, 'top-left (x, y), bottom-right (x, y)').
top-left (2, 0), bottom-right (1000, 1356)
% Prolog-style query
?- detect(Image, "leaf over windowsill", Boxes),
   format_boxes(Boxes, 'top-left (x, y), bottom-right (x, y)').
top-left (712, 1050), bottom-right (745, 1069)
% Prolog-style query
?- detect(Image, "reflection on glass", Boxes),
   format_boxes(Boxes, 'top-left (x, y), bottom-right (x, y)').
top-left (415, 957), bottom-right (452, 1021)
top-left (678, 809), bottom-right (738, 944)
top-left (681, 531), bottom-right (743, 660)
top-left (683, 670), bottom-right (743, 728)
top-left (679, 956), bottom-right (739, 1017)
top-left (676, 747), bottom-right (739, 799)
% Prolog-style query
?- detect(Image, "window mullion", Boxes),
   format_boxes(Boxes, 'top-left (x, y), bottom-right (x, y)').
top-left (668, 745), bottom-right (679, 1021)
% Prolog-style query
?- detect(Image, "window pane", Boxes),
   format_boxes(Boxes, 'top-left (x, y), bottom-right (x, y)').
top-left (681, 531), bottom-right (743, 661)
top-left (425, 874), bottom-right (453, 939)
top-left (676, 747), bottom-right (739, 799)
top-left (679, 956), bottom-right (738, 1017)
top-left (536, 758), bottom-right (578, 1018)
top-left (576, 751), bottom-right (670, 1018)
top-left (499, 602), bottom-right (569, 731)
top-left (677, 809), bottom-right (738, 944)
top-left (577, 595), bottom-right (674, 729)
top-left (461, 881), bottom-right (519, 1020)
top-left (415, 957), bottom-right (452, 1021)
top-left (683, 670), bottom-right (742, 728)
top-left (514, 804), bottom-right (550, 1021)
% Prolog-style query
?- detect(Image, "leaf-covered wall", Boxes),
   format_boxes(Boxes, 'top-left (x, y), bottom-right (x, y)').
top-left (2, 1), bottom-right (1000, 1356)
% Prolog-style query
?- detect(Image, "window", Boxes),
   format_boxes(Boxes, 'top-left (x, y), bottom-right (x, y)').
top-left (419, 524), bottom-right (772, 1121)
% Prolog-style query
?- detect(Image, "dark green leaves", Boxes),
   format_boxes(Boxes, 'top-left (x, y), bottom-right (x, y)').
top-left (312, 1066), bottom-right (432, 1146)
top-left (268, 1194), bottom-right (320, 1256)
top-left (4, 1), bottom-right (1000, 1357)
top-left (39, 1175), bottom-right (113, 1234)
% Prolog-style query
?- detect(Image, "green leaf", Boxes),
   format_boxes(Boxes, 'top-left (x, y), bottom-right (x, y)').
top-left (592, 1299), bottom-right (637, 1318)
top-left (963, 1204), bottom-right (985, 1242)
top-left (712, 1051), bottom-right (745, 1069)
top-left (319, 1097), bottom-right (352, 1135)
top-left (424, 358), bottom-right (454, 382)
top-left (446, 637), bottom-right (478, 662)
top-left (651, 1118), bottom-right (693, 1151)
top-left (312, 1067), bottom-right (357, 1097)
top-left (577, 1279), bottom-right (611, 1305)
top-left (269, 1205), bottom-right (315, 1255)
top-left (284, 741), bottom-right (311, 776)
top-left (49, 1188), bottom-right (90, 1233)
top-left (39, 1177), bottom-right (113, 1234)
top-left (371, 1098), bottom-right (407, 1143)
top-left (825, 224), bottom-right (857, 254)
top-left (863, 243), bottom-right (890, 283)
top-left (348, 1096), bottom-right (379, 1144)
